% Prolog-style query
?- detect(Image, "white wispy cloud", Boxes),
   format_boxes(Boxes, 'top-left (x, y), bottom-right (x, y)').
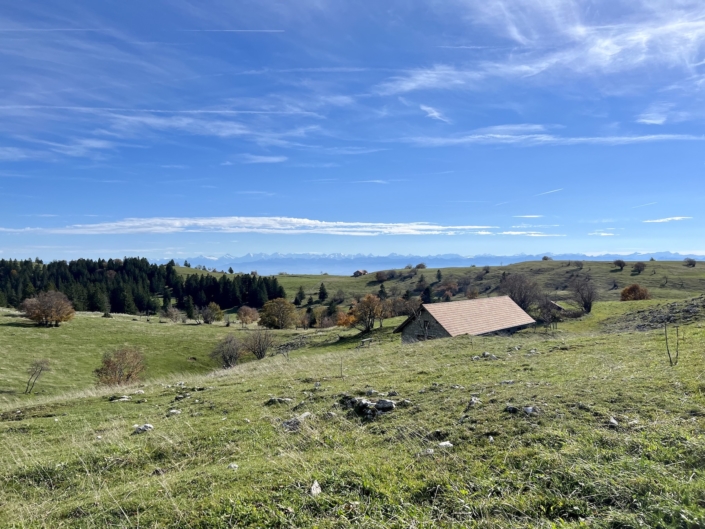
top-left (499, 231), bottom-right (564, 237)
top-left (0, 217), bottom-right (500, 236)
top-left (0, 147), bottom-right (31, 160)
top-left (632, 202), bottom-right (657, 209)
top-left (643, 217), bottom-right (692, 223)
top-left (535, 188), bottom-right (563, 196)
top-left (514, 215), bottom-right (543, 218)
top-left (420, 104), bottom-right (450, 123)
top-left (407, 132), bottom-right (704, 147)
top-left (240, 154), bottom-right (288, 164)
top-left (589, 231), bottom-right (616, 236)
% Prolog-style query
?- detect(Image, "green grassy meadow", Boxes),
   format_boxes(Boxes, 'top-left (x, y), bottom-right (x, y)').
top-left (1, 260), bottom-right (705, 527)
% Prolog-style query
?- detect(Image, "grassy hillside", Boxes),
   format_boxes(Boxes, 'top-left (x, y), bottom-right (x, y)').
top-left (178, 259), bottom-right (705, 306)
top-left (1, 298), bottom-right (705, 527)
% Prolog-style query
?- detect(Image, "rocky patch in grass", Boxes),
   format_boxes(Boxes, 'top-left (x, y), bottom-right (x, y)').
top-left (604, 295), bottom-right (705, 332)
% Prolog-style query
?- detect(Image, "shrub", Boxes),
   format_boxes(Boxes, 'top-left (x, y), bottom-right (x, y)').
top-left (243, 329), bottom-right (274, 360)
top-left (259, 298), bottom-right (297, 329)
top-left (632, 262), bottom-right (646, 275)
top-left (465, 287), bottom-right (479, 299)
top-left (94, 347), bottom-right (145, 386)
top-left (621, 284), bottom-right (651, 301)
top-left (415, 263), bottom-right (427, 269)
top-left (201, 302), bottom-right (224, 324)
top-left (684, 258), bottom-right (696, 267)
top-left (162, 306), bottom-right (182, 323)
top-left (613, 259), bottom-right (626, 271)
top-left (542, 256), bottom-right (553, 261)
top-left (237, 306), bottom-right (258, 327)
top-left (20, 291), bottom-right (75, 327)
top-left (375, 271), bottom-right (388, 282)
top-left (210, 335), bottom-right (242, 368)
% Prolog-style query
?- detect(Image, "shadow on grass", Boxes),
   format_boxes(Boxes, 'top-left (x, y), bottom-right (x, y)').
top-left (0, 321), bottom-right (38, 329)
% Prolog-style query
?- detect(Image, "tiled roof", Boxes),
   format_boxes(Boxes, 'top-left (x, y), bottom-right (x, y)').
top-left (396, 296), bottom-right (535, 336)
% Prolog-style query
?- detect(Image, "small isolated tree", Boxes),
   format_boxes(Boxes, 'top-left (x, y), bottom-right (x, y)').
top-left (375, 271), bottom-right (388, 283)
top-left (94, 347), bottom-right (145, 386)
top-left (162, 306), bottom-right (182, 323)
top-left (570, 276), bottom-right (598, 313)
top-left (237, 306), bottom-right (258, 328)
top-left (632, 262), bottom-right (646, 275)
top-left (415, 263), bottom-right (427, 269)
top-left (542, 256), bottom-right (553, 261)
top-left (421, 286), bottom-right (433, 304)
top-left (259, 298), bottom-right (297, 329)
top-left (228, 267), bottom-right (234, 274)
top-left (613, 259), bottom-right (626, 271)
top-left (621, 284), bottom-right (651, 301)
top-left (436, 269), bottom-right (442, 282)
top-left (350, 294), bottom-right (381, 332)
top-left (378, 283), bottom-right (388, 300)
top-left (25, 359), bottom-right (50, 394)
top-left (20, 291), bottom-right (75, 327)
top-left (685, 258), bottom-right (697, 268)
top-left (332, 289), bottom-right (345, 304)
top-left (201, 302), bottom-right (224, 324)
top-left (500, 273), bottom-right (540, 311)
top-left (243, 329), bottom-right (274, 360)
top-left (210, 335), bottom-right (243, 368)
top-left (318, 283), bottom-right (328, 302)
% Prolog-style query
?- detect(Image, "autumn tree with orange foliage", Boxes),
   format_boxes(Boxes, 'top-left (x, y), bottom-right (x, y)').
top-left (621, 284), bottom-right (651, 301)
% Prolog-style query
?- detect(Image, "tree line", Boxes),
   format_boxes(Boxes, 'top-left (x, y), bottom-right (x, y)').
top-left (0, 257), bottom-right (285, 314)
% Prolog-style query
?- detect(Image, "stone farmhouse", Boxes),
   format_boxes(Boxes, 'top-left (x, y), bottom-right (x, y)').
top-left (393, 296), bottom-right (535, 344)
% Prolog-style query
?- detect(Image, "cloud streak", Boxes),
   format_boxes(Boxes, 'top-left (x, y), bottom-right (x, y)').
top-left (407, 132), bottom-right (703, 147)
top-left (420, 104), bottom-right (450, 123)
top-left (643, 217), bottom-right (692, 223)
top-left (1, 217), bottom-right (500, 236)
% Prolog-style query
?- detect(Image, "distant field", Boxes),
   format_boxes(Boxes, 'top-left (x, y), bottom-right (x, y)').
top-left (178, 259), bottom-right (705, 305)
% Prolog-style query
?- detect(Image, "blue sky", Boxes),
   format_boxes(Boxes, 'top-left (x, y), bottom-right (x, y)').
top-left (1, 0), bottom-right (704, 260)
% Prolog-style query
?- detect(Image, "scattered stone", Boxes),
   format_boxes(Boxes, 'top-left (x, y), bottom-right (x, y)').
top-left (489, 355), bottom-right (499, 360)
top-left (169, 409), bottom-right (181, 415)
top-left (387, 390), bottom-right (399, 397)
top-left (375, 400), bottom-right (396, 412)
top-left (500, 380), bottom-right (515, 385)
top-left (174, 394), bottom-right (190, 401)
top-left (132, 424), bottom-right (153, 435)
top-left (423, 448), bottom-right (435, 456)
top-left (323, 411), bottom-right (337, 419)
top-left (366, 389), bottom-right (379, 396)
top-left (505, 405), bottom-right (520, 414)
top-left (228, 463), bottom-right (239, 471)
top-left (523, 406), bottom-right (537, 415)
top-left (472, 356), bottom-right (480, 361)
top-left (244, 419), bottom-right (251, 423)
top-left (451, 385), bottom-right (465, 390)
top-left (96, 435), bottom-right (102, 440)
top-left (399, 399), bottom-right (413, 407)
top-left (438, 441), bottom-right (453, 448)
top-left (608, 417), bottom-right (619, 428)
top-left (283, 412), bottom-right (311, 432)
top-left (133, 390), bottom-right (145, 395)
top-left (266, 397), bottom-right (293, 405)
top-left (314, 382), bottom-right (321, 388)
top-left (465, 396), bottom-right (482, 411)
top-left (193, 387), bottom-right (205, 392)
top-left (311, 480), bottom-right (322, 496)
top-left (488, 436), bottom-right (494, 444)
top-left (530, 349), bottom-right (537, 353)
top-left (482, 352), bottom-right (490, 358)
top-left (109, 395), bottom-right (131, 402)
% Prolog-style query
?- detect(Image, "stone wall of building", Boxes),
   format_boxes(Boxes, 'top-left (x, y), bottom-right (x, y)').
top-left (400, 310), bottom-right (451, 344)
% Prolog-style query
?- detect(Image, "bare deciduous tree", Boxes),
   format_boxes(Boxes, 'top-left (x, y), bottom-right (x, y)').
top-left (243, 329), bottom-right (274, 360)
top-left (94, 347), bottom-right (145, 386)
top-left (25, 359), bottom-right (50, 394)
top-left (162, 306), bottom-right (182, 323)
top-left (210, 335), bottom-right (243, 368)
top-left (570, 276), bottom-right (598, 313)
top-left (20, 291), bottom-right (75, 327)
top-left (237, 306), bottom-right (258, 328)
top-left (499, 273), bottom-right (540, 311)
top-left (632, 262), bottom-right (646, 275)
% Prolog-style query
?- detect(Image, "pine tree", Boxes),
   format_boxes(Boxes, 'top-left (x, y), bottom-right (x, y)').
top-left (378, 283), bottom-right (388, 300)
top-left (296, 286), bottom-right (306, 304)
top-left (184, 296), bottom-right (195, 320)
top-left (228, 267), bottom-right (234, 274)
top-left (421, 286), bottom-right (433, 304)
top-left (318, 283), bottom-right (328, 302)
top-left (162, 288), bottom-right (172, 311)
top-left (307, 296), bottom-right (314, 306)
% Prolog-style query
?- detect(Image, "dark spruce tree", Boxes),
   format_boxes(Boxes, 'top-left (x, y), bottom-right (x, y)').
top-left (318, 283), bottom-right (328, 302)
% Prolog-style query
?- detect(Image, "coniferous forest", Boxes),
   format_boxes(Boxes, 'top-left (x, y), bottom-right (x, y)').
top-left (0, 258), bottom-right (285, 314)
